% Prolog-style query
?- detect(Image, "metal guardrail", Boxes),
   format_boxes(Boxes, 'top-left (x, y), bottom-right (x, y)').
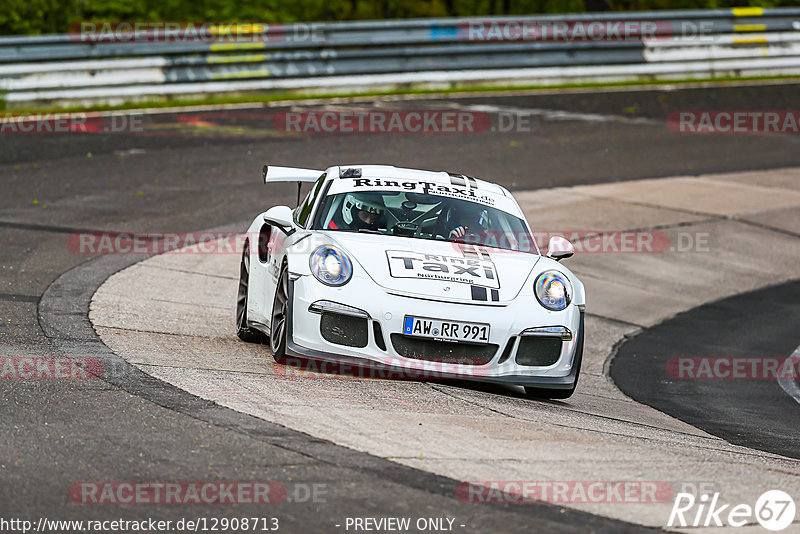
top-left (1, 7), bottom-right (799, 107)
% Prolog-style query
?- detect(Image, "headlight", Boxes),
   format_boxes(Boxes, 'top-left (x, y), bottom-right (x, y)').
top-left (310, 246), bottom-right (353, 286)
top-left (534, 270), bottom-right (572, 311)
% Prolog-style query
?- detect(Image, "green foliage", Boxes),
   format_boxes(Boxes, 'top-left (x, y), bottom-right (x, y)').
top-left (1, 0), bottom-right (799, 35)
top-left (0, 0), bottom-right (77, 34)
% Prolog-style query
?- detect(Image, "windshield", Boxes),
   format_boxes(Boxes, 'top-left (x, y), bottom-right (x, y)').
top-left (312, 189), bottom-right (537, 253)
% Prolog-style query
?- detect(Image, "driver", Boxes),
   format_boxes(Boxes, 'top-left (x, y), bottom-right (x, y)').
top-left (341, 192), bottom-right (386, 231)
top-left (445, 203), bottom-right (489, 241)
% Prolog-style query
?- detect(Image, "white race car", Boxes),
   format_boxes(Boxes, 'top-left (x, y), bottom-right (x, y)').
top-left (236, 165), bottom-right (585, 399)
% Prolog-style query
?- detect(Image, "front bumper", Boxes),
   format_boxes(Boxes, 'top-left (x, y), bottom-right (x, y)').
top-left (285, 275), bottom-right (584, 389)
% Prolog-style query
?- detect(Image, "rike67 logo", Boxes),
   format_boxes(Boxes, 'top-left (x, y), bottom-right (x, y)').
top-left (668, 490), bottom-right (796, 531)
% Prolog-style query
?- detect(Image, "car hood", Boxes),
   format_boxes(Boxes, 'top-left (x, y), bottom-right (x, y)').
top-left (327, 232), bottom-right (541, 305)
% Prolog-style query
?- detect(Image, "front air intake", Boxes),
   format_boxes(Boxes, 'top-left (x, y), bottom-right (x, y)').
top-left (515, 337), bottom-right (562, 367)
top-left (390, 334), bottom-right (497, 365)
top-left (320, 312), bottom-right (368, 348)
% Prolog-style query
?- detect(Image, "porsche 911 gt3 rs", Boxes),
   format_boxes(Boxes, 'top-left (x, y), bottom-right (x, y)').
top-left (236, 164), bottom-right (585, 399)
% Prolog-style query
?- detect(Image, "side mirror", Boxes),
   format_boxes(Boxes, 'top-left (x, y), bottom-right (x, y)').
top-left (263, 206), bottom-right (294, 233)
top-left (546, 235), bottom-right (574, 261)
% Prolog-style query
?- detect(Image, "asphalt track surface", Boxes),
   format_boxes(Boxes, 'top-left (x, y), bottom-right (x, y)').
top-left (2, 82), bottom-right (800, 530)
top-left (611, 280), bottom-right (800, 461)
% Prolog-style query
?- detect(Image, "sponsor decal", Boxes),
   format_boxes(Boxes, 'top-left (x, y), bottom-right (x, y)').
top-left (386, 251), bottom-right (500, 289)
top-left (469, 285), bottom-right (499, 302)
top-left (349, 177), bottom-right (496, 207)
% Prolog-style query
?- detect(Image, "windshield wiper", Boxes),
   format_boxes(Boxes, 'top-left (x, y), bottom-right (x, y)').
top-left (357, 228), bottom-right (384, 235)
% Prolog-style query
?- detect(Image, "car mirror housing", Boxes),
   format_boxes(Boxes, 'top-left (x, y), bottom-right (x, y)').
top-left (263, 206), bottom-right (294, 233)
top-left (546, 235), bottom-right (575, 261)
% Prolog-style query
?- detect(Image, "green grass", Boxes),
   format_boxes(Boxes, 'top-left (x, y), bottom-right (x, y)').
top-left (4, 73), bottom-right (800, 115)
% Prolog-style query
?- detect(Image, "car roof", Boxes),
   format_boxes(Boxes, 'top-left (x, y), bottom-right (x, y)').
top-left (326, 165), bottom-right (510, 197)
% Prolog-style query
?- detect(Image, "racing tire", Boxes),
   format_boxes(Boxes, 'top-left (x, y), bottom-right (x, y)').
top-left (524, 325), bottom-right (583, 400)
top-left (270, 263), bottom-right (289, 362)
top-left (236, 242), bottom-right (269, 344)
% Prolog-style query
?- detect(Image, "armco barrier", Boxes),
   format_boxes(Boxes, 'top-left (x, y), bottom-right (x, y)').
top-left (1, 7), bottom-right (799, 107)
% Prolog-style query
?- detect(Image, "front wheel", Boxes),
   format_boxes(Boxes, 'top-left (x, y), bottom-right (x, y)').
top-left (236, 243), bottom-right (269, 344)
top-left (270, 264), bottom-right (289, 362)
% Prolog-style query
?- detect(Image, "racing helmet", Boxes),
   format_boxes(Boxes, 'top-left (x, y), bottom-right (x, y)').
top-left (342, 192), bottom-right (386, 230)
top-left (445, 202), bottom-right (489, 234)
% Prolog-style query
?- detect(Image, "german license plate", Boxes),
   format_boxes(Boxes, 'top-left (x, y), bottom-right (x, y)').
top-left (403, 316), bottom-right (490, 344)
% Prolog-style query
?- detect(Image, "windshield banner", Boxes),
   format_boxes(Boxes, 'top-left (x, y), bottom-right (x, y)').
top-left (328, 177), bottom-right (520, 214)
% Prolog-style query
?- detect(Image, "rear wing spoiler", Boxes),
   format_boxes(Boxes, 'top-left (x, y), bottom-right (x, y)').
top-left (262, 165), bottom-right (323, 184)
top-left (262, 165), bottom-right (324, 206)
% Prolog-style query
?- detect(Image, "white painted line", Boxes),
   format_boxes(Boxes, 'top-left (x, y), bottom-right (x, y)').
top-left (778, 345), bottom-right (800, 406)
top-left (445, 102), bottom-right (659, 125)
